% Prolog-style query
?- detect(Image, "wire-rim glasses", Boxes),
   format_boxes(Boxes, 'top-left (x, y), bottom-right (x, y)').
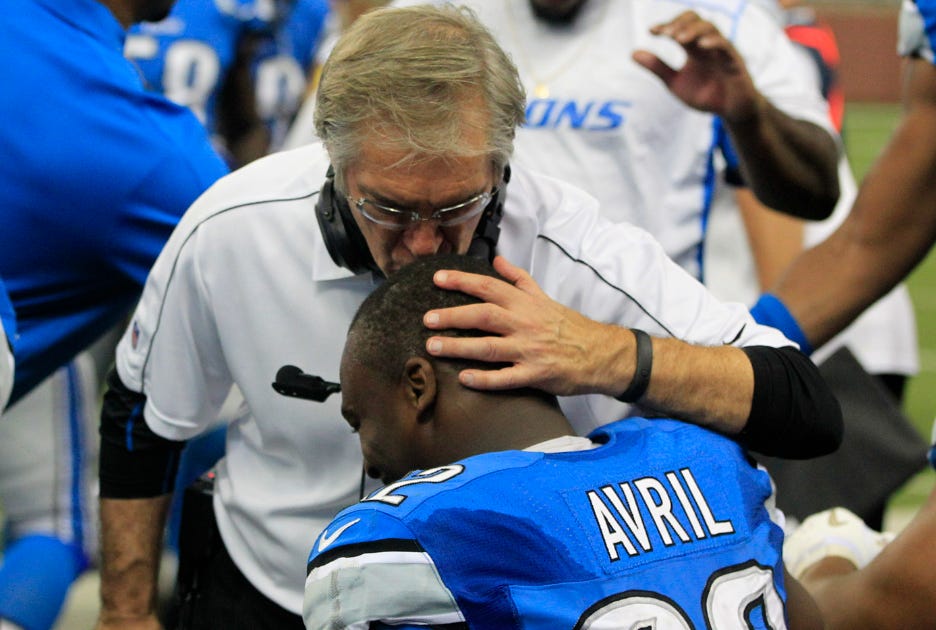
top-left (347, 189), bottom-right (495, 230)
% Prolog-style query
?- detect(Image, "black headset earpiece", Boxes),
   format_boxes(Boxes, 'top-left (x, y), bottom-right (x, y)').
top-left (315, 166), bottom-right (380, 275)
top-left (315, 163), bottom-right (509, 275)
top-left (467, 164), bottom-right (509, 263)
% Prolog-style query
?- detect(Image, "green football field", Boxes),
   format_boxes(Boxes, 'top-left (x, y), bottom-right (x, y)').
top-left (846, 103), bottom-right (936, 514)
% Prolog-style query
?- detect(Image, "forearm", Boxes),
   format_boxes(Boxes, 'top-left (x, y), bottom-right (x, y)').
top-left (726, 97), bottom-right (839, 219)
top-left (631, 336), bottom-right (753, 434)
top-left (98, 496), bottom-right (172, 622)
top-left (97, 367), bottom-right (185, 624)
top-left (605, 334), bottom-right (840, 458)
top-left (773, 102), bottom-right (936, 348)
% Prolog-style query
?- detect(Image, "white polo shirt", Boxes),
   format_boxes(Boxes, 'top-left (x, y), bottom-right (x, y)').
top-left (117, 142), bottom-right (794, 613)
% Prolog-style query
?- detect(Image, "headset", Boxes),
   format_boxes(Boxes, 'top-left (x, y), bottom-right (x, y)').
top-left (315, 164), bottom-right (510, 276)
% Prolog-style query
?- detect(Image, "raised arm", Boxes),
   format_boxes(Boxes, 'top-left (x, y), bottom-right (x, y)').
top-left (633, 10), bottom-right (839, 218)
top-left (767, 56), bottom-right (936, 349)
top-left (425, 257), bottom-right (841, 458)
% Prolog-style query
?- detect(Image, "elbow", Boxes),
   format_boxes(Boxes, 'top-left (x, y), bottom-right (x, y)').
top-left (804, 387), bottom-right (844, 457)
top-left (739, 346), bottom-right (843, 459)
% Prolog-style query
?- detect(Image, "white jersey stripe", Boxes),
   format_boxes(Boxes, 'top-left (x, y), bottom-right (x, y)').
top-left (304, 550), bottom-right (464, 628)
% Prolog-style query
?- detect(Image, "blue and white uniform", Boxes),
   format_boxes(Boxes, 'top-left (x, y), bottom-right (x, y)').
top-left (304, 418), bottom-right (787, 629)
top-left (127, 0), bottom-right (327, 160)
top-left (0, 1), bottom-right (226, 627)
top-left (253, 0), bottom-right (328, 151)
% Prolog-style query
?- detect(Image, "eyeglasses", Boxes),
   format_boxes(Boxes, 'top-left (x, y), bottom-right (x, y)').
top-left (347, 189), bottom-right (495, 230)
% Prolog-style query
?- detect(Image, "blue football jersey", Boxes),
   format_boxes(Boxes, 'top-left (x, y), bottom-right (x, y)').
top-left (253, 0), bottom-right (328, 150)
top-left (305, 418), bottom-right (787, 629)
top-left (0, 0), bottom-right (228, 402)
top-left (127, 0), bottom-right (327, 155)
top-left (126, 0), bottom-right (270, 133)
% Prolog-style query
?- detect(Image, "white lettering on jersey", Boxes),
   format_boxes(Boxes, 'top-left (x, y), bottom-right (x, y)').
top-left (586, 467), bottom-right (736, 562)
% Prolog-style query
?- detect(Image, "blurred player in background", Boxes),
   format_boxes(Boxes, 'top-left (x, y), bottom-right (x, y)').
top-left (126, 0), bottom-right (328, 166)
top-left (704, 0), bottom-right (921, 531)
top-left (0, 1), bottom-right (228, 628)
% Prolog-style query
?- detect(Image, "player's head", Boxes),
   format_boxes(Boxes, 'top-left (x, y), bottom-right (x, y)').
top-left (314, 4), bottom-right (524, 275)
top-left (117, 0), bottom-right (177, 26)
top-left (340, 254), bottom-right (564, 484)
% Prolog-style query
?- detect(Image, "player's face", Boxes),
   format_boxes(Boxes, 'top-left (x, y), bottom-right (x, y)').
top-left (342, 129), bottom-right (494, 277)
top-left (339, 355), bottom-right (423, 485)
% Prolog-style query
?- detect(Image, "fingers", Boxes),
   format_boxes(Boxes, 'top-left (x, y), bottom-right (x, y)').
top-left (457, 366), bottom-right (529, 391)
top-left (632, 50), bottom-right (676, 84)
top-left (424, 302), bottom-right (513, 335)
top-left (650, 11), bottom-right (724, 49)
top-left (431, 268), bottom-right (516, 306)
top-left (494, 255), bottom-right (549, 297)
top-left (425, 333), bottom-right (511, 365)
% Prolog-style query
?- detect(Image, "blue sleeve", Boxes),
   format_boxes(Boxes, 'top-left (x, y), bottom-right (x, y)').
top-left (749, 293), bottom-right (813, 355)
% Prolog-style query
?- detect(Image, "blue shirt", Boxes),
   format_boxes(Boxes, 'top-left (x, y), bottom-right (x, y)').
top-left (0, 0), bottom-right (229, 403)
top-left (305, 418), bottom-right (787, 629)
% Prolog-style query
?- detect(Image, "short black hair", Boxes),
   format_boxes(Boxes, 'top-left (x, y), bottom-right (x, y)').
top-left (346, 254), bottom-right (505, 378)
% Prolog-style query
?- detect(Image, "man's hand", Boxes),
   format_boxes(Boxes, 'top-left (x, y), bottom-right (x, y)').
top-left (423, 256), bottom-right (632, 397)
top-left (633, 11), bottom-right (760, 122)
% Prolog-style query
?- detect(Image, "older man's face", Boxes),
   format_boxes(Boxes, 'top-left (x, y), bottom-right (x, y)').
top-left (342, 126), bottom-right (496, 277)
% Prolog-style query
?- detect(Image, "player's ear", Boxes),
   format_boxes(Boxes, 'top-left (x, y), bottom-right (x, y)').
top-left (402, 357), bottom-right (437, 424)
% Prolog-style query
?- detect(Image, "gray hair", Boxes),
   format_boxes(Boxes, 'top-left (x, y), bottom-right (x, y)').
top-left (313, 3), bottom-right (526, 190)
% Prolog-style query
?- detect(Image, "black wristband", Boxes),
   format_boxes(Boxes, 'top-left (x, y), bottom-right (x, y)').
top-left (616, 328), bottom-right (653, 403)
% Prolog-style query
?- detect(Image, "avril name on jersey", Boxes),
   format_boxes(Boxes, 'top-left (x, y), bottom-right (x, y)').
top-left (586, 467), bottom-right (736, 562)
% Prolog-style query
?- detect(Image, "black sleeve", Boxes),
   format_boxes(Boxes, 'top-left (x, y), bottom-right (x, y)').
top-left (737, 346), bottom-right (843, 459)
top-left (99, 367), bottom-right (186, 498)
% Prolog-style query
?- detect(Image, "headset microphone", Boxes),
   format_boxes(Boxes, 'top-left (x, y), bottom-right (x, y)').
top-left (272, 365), bottom-right (340, 402)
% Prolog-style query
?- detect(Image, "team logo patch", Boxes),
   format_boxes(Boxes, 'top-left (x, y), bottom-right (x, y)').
top-left (131, 320), bottom-right (140, 349)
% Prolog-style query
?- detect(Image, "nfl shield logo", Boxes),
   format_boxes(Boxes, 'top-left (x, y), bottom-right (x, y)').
top-left (131, 320), bottom-right (140, 349)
